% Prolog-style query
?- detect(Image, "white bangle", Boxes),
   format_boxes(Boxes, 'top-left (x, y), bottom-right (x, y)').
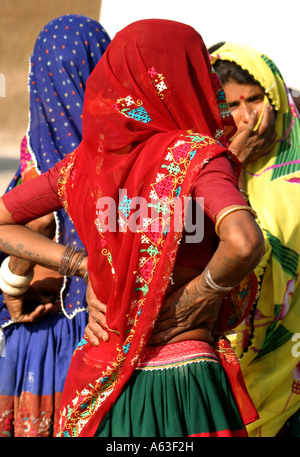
top-left (0, 256), bottom-right (34, 288)
top-left (204, 264), bottom-right (234, 292)
top-left (0, 272), bottom-right (29, 296)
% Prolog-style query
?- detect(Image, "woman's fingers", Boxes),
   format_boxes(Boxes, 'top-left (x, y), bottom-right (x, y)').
top-left (247, 109), bottom-right (258, 132)
top-left (12, 302), bottom-right (54, 323)
top-left (85, 315), bottom-right (110, 346)
top-left (85, 279), bottom-right (110, 345)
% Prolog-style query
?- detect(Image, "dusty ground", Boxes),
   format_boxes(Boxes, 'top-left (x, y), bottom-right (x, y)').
top-left (0, 0), bottom-right (101, 195)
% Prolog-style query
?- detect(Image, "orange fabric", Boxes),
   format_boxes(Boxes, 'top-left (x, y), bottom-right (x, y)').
top-left (215, 337), bottom-right (259, 427)
top-left (0, 392), bottom-right (63, 437)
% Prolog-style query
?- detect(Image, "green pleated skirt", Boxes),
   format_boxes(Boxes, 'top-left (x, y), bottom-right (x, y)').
top-left (95, 340), bottom-right (247, 437)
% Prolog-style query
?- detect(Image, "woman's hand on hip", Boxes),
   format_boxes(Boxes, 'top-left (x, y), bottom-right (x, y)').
top-left (85, 280), bottom-right (109, 345)
top-left (149, 273), bottom-right (222, 345)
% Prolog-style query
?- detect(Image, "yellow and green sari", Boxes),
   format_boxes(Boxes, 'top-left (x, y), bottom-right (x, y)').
top-left (211, 43), bottom-right (300, 437)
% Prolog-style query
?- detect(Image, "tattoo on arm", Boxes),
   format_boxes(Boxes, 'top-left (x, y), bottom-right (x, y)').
top-left (0, 238), bottom-right (60, 270)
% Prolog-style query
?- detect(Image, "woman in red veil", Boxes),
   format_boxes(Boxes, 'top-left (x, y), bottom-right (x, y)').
top-left (0, 19), bottom-right (264, 437)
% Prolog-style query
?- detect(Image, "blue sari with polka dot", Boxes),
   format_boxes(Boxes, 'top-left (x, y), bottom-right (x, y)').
top-left (0, 14), bottom-right (110, 436)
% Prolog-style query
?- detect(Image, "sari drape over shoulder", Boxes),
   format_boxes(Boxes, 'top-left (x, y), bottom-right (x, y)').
top-left (56, 20), bottom-right (257, 437)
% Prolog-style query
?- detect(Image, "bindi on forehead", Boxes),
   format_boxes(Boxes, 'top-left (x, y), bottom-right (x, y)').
top-left (240, 95), bottom-right (245, 99)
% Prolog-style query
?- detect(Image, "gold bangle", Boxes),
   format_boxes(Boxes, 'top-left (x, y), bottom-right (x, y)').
top-left (215, 205), bottom-right (257, 237)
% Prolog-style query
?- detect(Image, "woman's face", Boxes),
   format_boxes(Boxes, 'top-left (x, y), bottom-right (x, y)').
top-left (222, 80), bottom-right (265, 129)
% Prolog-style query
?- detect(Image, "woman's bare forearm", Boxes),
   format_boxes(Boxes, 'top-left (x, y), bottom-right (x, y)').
top-left (6, 214), bottom-right (57, 276)
top-left (206, 208), bottom-right (264, 288)
top-left (0, 198), bottom-right (81, 275)
top-left (0, 200), bottom-right (88, 281)
top-left (150, 207), bottom-right (264, 344)
top-left (0, 224), bottom-right (64, 271)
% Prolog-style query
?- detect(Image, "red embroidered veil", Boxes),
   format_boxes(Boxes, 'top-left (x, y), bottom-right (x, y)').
top-left (56, 19), bottom-right (257, 436)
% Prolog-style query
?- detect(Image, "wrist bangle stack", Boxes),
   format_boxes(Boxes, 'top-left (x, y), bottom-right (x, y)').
top-left (0, 257), bottom-right (34, 297)
top-left (215, 205), bottom-right (257, 237)
top-left (58, 243), bottom-right (87, 279)
top-left (204, 263), bottom-right (234, 292)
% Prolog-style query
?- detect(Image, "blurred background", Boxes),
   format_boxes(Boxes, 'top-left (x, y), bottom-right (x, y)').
top-left (0, 0), bottom-right (101, 194)
top-left (1, 0), bottom-right (299, 194)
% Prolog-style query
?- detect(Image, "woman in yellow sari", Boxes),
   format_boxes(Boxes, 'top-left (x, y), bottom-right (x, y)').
top-left (210, 43), bottom-right (300, 437)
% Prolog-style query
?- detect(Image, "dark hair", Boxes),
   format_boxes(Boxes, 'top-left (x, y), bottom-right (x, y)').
top-left (208, 42), bottom-right (226, 54)
top-left (212, 59), bottom-right (259, 87)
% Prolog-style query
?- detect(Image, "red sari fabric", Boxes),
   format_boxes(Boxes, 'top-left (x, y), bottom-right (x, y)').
top-left (56, 19), bottom-right (254, 437)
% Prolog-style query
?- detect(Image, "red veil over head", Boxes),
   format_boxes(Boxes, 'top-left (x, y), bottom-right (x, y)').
top-left (57, 19), bottom-right (247, 437)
